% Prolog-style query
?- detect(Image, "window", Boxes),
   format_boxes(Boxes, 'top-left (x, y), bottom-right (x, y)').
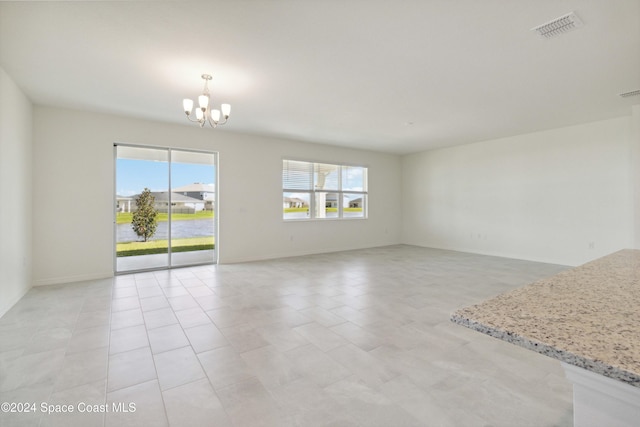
top-left (282, 160), bottom-right (367, 220)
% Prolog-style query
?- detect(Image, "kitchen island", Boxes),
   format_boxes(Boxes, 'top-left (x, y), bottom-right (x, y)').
top-left (451, 249), bottom-right (640, 427)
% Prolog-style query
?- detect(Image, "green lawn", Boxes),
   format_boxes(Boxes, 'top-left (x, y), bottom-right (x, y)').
top-left (116, 236), bottom-right (214, 257)
top-left (283, 208), bottom-right (308, 214)
top-left (283, 207), bottom-right (362, 213)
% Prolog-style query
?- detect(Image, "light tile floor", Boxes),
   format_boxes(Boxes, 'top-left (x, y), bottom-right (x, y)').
top-left (0, 245), bottom-right (574, 426)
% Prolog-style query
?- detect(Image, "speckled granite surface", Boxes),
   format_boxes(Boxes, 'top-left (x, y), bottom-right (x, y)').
top-left (451, 249), bottom-right (640, 387)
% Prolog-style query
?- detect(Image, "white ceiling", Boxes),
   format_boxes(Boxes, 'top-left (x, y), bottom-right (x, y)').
top-left (1, 1), bottom-right (639, 154)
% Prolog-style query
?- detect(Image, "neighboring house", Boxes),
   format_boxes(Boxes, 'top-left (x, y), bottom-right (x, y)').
top-left (349, 198), bottom-right (362, 208)
top-left (325, 193), bottom-right (338, 208)
top-left (281, 195), bottom-right (360, 209)
top-left (173, 183), bottom-right (215, 211)
top-left (116, 195), bottom-right (134, 213)
top-left (150, 192), bottom-right (205, 213)
top-left (324, 194), bottom-right (362, 208)
top-left (126, 191), bottom-right (206, 214)
top-left (283, 197), bottom-right (307, 208)
top-left (120, 183), bottom-right (215, 214)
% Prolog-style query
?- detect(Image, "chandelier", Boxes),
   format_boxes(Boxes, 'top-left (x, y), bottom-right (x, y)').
top-left (182, 74), bottom-right (230, 128)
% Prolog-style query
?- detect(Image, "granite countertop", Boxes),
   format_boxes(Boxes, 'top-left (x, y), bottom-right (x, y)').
top-left (451, 249), bottom-right (640, 387)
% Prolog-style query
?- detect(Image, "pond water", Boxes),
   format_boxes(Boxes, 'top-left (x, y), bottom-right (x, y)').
top-left (117, 219), bottom-right (214, 242)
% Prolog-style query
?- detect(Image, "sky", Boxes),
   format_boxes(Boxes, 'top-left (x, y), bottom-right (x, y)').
top-left (116, 159), bottom-right (215, 196)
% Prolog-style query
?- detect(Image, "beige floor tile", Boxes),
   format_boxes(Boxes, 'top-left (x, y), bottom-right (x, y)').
top-left (323, 376), bottom-right (423, 427)
top-left (198, 346), bottom-right (254, 390)
top-left (105, 380), bottom-right (168, 427)
top-left (139, 295), bottom-right (169, 312)
top-left (293, 322), bottom-right (349, 352)
top-left (109, 325), bottom-right (149, 355)
top-left (173, 307), bottom-right (211, 329)
top-left (112, 286), bottom-right (138, 299)
top-left (23, 327), bottom-right (72, 355)
top-left (240, 345), bottom-right (301, 389)
top-left (163, 378), bottom-right (232, 427)
top-left (107, 346), bottom-right (157, 392)
top-left (162, 285), bottom-right (190, 298)
top-left (285, 344), bottom-right (351, 387)
top-left (142, 307), bottom-right (178, 330)
top-left (54, 347), bottom-right (108, 393)
top-left (270, 378), bottom-right (356, 426)
top-left (186, 285), bottom-right (214, 298)
top-left (147, 324), bottom-right (190, 354)
top-left (0, 382), bottom-right (52, 427)
top-left (74, 309), bottom-right (111, 330)
top-left (329, 305), bottom-right (379, 328)
top-left (327, 344), bottom-right (400, 389)
top-left (330, 321), bottom-right (384, 351)
top-left (298, 306), bottom-right (347, 328)
top-left (110, 296), bottom-right (140, 313)
top-left (41, 379), bottom-right (106, 427)
top-left (216, 377), bottom-right (293, 427)
top-left (136, 285), bottom-right (164, 299)
top-left (110, 308), bottom-right (144, 330)
top-left (0, 246), bottom-right (574, 427)
top-left (153, 346), bottom-right (206, 391)
top-left (0, 349), bottom-right (66, 393)
top-left (167, 295), bottom-right (199, 311)
top-left (66, 324), bottom-right (111, 354)
top-left (254, 321), bottom-right (310, 352)
top-left (183, 322), bottom-right (228, 353)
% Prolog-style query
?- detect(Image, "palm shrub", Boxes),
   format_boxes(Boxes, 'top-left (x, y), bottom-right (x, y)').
top-left (131, 188), bottom-right (158, 242)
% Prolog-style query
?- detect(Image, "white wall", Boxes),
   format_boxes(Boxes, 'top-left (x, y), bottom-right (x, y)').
top-left (32, 106), bottom-right (402, 285)
top-left (402, 117), bottom-right (634, 266)
top-left (631, 105), bottom-right (640, 249)
top-left (0, 67), bottom-right (33, 316)
top-left (28, 98), bottom-right (637, 285)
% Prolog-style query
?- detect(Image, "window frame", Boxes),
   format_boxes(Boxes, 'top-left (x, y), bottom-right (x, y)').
top-left (282, 159), bottom-right (368, 221)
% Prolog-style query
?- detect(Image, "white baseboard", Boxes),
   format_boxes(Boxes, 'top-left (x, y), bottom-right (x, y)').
top-left (219, 242), bottom-right (399, 264)
top-left (33, 271), bottom-right (113, 286)
top-left (0, 285), bottom-right (31, 319)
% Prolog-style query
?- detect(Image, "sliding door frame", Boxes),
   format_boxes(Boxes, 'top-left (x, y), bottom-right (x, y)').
top-left (113, 143), bottom-right (219, 274)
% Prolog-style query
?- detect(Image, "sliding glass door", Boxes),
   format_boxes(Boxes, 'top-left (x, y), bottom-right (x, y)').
top-left (115, 145), bottom-right (217, 273)
top-left (115, 146), bottom-right (170, 272)
top-left (170, 150), bottom-right (216, 267)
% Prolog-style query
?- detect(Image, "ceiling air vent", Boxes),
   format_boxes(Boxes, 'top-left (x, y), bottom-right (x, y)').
top-left (619, 90), bottom-right (640, 98)
top-left (531, 12), bottom-right (584, 39)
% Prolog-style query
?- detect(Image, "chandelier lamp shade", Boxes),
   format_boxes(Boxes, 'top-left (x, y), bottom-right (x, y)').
top-left (183, 74), bottom-right (230, 128)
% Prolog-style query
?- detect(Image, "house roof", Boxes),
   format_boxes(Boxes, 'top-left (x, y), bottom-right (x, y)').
top-left (172, 183), bottom-right (215, 193)
top-left (132, 192), bottom-right (203, 203)
top-left (284, 197), bottom-right (306, 204)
